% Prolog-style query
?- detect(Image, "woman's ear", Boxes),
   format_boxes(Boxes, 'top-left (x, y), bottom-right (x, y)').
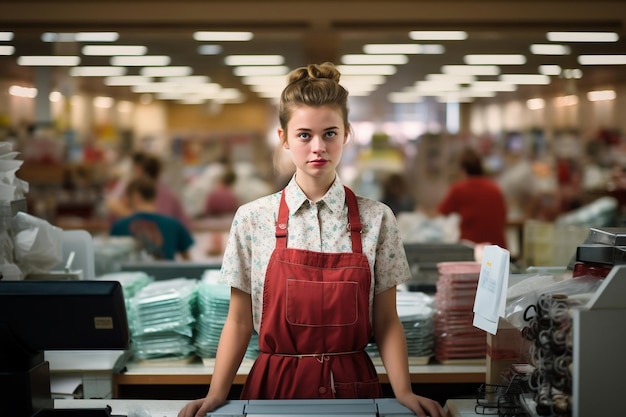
top-left (278, 128), bottom-right (289, 150)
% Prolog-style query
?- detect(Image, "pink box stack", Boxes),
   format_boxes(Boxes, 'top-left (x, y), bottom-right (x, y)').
top-left (434, 261), bottom-right (487, 363)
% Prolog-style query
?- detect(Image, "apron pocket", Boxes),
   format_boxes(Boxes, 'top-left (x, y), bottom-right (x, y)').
top-left (333, 378), bottom-right (381, 399)
top-left (286, 279), bottom-right (358, 327)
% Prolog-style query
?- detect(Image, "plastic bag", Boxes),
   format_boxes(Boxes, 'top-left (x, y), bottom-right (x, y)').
top-left (11, 211), bottom-right (62, 275)
top-left (505, 274), bottom-right (604, 330)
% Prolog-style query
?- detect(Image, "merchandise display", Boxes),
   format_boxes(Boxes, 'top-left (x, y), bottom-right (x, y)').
top-left (127, 278), bottom-right (198, 360)
top-left (434, 261), bottom-right (486, 362)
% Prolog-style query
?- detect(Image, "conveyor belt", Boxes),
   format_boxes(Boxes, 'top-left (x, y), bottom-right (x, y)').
top-left (206, 399), bottom-right (415, 416)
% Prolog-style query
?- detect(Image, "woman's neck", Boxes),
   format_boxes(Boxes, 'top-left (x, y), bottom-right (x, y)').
top-left (294, 172), bottom-right (336, 202)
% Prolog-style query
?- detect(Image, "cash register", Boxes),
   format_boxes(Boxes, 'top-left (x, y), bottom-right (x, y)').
top-left (0, 280), bottom-right (130, 417)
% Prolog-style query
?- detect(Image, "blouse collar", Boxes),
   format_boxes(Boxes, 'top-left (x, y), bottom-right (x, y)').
top-left (284, 174), bottom-right (346, 215)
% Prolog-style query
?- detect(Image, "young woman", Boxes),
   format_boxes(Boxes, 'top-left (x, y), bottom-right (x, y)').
top-left (178, 63), bottom-right (445, 417)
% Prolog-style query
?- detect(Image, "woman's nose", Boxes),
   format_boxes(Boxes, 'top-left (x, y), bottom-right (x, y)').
top-left (311, 136), bottom-right (325, 153)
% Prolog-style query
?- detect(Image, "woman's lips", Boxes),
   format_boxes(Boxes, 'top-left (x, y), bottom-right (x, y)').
top-left (309, 159), bottom-right (328, 167)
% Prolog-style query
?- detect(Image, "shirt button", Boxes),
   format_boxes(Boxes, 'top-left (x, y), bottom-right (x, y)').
top-left (318, 387), bottom-right (327, 394)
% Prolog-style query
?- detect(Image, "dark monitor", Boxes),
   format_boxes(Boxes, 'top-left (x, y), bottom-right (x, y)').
top-left (0, 280), bottom-right (129, 417)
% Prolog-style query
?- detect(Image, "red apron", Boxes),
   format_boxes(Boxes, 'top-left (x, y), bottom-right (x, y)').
top-left (241, 186), bottom-right (382, 399)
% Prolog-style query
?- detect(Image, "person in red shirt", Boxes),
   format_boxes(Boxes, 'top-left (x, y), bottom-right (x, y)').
top-left (437, 148), bottom-right (508, 248)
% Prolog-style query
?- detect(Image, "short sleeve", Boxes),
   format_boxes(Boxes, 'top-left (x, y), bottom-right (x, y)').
top-left (373, 204), bottom-right (411, 294)
top-left (220, 206), bottom-right (253, 294)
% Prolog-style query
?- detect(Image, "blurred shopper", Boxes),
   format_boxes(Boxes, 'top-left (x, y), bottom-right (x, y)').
top-left (106, 151), bottom-right (192, 228)
top-left (380, 172), bottom-right (415, 216)
top-left (204, 168), bottom-right (240, 217)
top-left (110, 177), bottom-right (194, 260)
top-left (437, 148), bottom-right (507, 248)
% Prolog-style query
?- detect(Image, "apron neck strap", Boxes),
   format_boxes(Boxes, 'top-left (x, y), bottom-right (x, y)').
top-left (275, 186), bottom-right (363, 253)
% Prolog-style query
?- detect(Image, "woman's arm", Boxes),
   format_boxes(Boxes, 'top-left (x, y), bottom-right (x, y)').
top-left (178, 287), bottom-right (253, 417)
top-left (373, 287), bottom-right (446, 417)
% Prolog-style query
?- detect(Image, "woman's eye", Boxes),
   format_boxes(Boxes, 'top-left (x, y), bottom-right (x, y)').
top-left (325, 131), bottom-right (337, 139)
top-left (297, 133), bottom-right (310, 140)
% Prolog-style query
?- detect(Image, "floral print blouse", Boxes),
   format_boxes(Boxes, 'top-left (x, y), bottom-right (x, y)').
top-left (220, 175), bottom-right (411, 332)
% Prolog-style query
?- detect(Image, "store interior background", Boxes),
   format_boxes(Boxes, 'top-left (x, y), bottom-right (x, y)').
top-left (3, 0), bottom-right (626, 266)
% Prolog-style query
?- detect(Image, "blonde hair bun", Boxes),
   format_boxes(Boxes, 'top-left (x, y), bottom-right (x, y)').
top-left (288, 62), bottom-right (341, 84)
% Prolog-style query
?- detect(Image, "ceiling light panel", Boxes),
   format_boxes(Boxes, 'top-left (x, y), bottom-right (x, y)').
top-left (75, 32), bottom-right (119, 42)
top-left (337, 65), bottom-right (397, 75)
top-left (578, 55), bottom-right (626, 65)
top-left (82, 45), bottom-right (147, 56)
top-left (500, 74), bottom-right (551, 85)
top-left (17, 56), bottom-right (80, 66)
top-left (161, 76), bottom-right (209, 84)
top-left (193, 31), bottom-right (254, 41)
top-left (341, 54), bottom-right (408, 65)
top-left (0, 46), bottom-right (15, 55)
top-left (104, 76), bottom-right (153, 86)
top-left (197, 45), bottom-right (223, 55)
top-left (70, 66), bottom-right (127, 77)
top-left (530, 44), bottom-right (571, 55)
top-left (547, 31), bottom-right (619, 42)
top-left (470, 81), bottom-right (517, 92)
top-left (110, 56), bottom-right (170, 66)
top-left (0, 32), bottom-right (14, 41)
top-left (587, 90), bottom-right (616, 101)
top-left (141, 66), bottom-right (193, 77)
top-left (464, 54), bottom-right (526, 65)
top-left (409, 31), bottom-right (468, 40)
top-left (442, 65), bottom-right (500, 76)
top-left (538, 65), bottom-right (562, 76)
top-left (426, 74), bottom-right (476, 84)
top-left (233, 66), bottom-right (290, 77)
top-left (225, 55), bottom-right (284, 66)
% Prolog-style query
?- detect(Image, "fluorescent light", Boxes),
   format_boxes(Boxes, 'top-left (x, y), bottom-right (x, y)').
top-left (193, 31), bottom-right (253, 41)
top-left (539, 65), bottom-right (562, 76)
top-left (470, 81), bottom-right (517, 92)
top-left (464, 54), bottom-right (526, 65)
top-left (415, 81), bottom-right (461, 93)
top-left (225, 55), bottom-right (284, 66)
top-left (337, 65), bottom-right (396, 75)
top-left (527, 98), bottom-right (545, 110)
top-left (341, 54), bottom-right (408, 65)
top-left (0, 32), bottom-right (14, 41)
top-left (340, 75), bottom-right (386, 85)
top-left (93, 96), bottom-right (114, 108)
top-left (0, 46), bottom-right (15, 55)
top-left (578, 55), bottom-right (626, 65)
top-left (82, 45), bottom-right (147, 56)
top-left (70, 66), bottom-right (127, 77)
top-left (555, 95), bottom-right (579, 106)
top-left (241, 75), bottom-right (286, 86)
top-left (547, 31), bottom-right (619, 42)
top-left (563, 68), bottom-right (583, 79)
top-left (426, 73), bottom-right (476, 84)
top-left (233, 66), bottom-right (290, 77)
top-left (197, 45), bottom-right (223, 55)
top-left (75, 32), bottom-right (119, 42)
top-left (364, 44), bottom-right (421, 54)
top-left (132, 82), bottom-right (221, 94)
top-left (421, 44), bottom-right (446, 54)
top-left (458, 88), bottom-right (496, 98)
top-left (442, 65), bottom-right (500, 76)
top-left (530, 44), bottom-right (571, 55)
top-left (500, 74), bottom-right (551, 85)
top-left (409, 31), bottom-right (467, 41)
top-left (17, 56), bottom-right (80, 66)
top-left (587, 90), bottom-right (616, 101)
top-left (49, 91), bottom-right (63, 102)
top-left (104, 76), bottom-right (153, 86)
top-left (41, 32), bottom-right (77, 42)
top-left (141, 66), bottom-right (193, 77)
top-left (9, 85), bottom-right (37, 98)
top-left (111, 56), bottom-right (170, 66)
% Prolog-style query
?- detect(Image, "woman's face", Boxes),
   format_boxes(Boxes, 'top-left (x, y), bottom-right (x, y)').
top-left (279, 105), bottom-right (348, 186)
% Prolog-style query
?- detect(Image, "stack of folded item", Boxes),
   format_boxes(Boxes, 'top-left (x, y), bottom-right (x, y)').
top-left (195, 276), bottom-right (262, 361)
top-left (195, 281), bottom-right (230, 359)
top-left (365, 291), bottom-right (435, 362)
top-left (128, 278), bottom-right (197, 361)
top-left (434, 261), bottom-right (486, 363)
top-left (96, 271), bottom-right (153, 328)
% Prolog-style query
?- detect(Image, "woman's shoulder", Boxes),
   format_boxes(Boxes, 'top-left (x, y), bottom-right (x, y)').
top-left (354, 192), bottom-right (395, 218)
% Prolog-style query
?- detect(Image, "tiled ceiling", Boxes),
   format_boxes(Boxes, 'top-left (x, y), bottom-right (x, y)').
top-left (1, 0), bottom-right (626, 115)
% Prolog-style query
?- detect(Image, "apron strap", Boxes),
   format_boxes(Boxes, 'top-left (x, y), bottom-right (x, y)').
top-left (344, 186), bottom-right (363, 254)
top-left (274, 186), bottom-right (363, 253)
